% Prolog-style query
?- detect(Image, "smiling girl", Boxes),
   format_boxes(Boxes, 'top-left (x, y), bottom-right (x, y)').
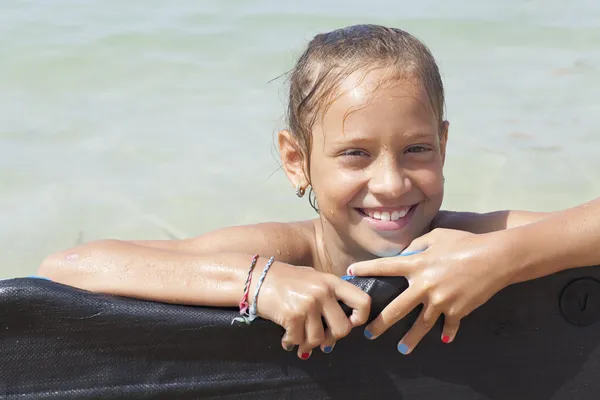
top-left (38, 24), bottom-right (583, 359)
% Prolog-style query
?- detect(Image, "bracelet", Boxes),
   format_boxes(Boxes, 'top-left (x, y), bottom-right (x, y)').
top-left (247, 256), bottom-right (275, 322)
top-left (231, 254), bottom-right (259, 325)
top-left (239, 254), bottom-right (259, 315)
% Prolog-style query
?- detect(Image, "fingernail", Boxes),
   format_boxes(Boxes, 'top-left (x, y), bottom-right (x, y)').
top-left (399, 250), bottom-right (423, 256)
top-left (347, 267), bottom-right (353, 275)
top-left (28, 275), bottom-right (51, 281)
top-left (300, 352), bottom-right (310, 360)
top-left (285, 344), bottom-right (295, 351)
top-left (364, 330), bottom-right (374, 339)
top-left (442, 335), bottom-right (451, 344)
top-left (397, 343), bottom-right (410, 355)
top-left (323, 346), bottom-right (333, 353)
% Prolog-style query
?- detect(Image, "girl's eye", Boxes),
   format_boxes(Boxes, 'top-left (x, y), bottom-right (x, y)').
top-left (341, 149), bottom-right (369, 158)
top-left (406, 145), bottom-right (431, 153)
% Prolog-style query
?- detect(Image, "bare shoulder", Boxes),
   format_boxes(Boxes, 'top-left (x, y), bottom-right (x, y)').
top-left (128, 219), bottom-right (319, 267)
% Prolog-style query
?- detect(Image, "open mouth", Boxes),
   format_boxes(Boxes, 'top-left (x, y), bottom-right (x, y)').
top-left (356, 205), bottom-right (417, 231)
top-left (357, 207), bottom-right (411, 221)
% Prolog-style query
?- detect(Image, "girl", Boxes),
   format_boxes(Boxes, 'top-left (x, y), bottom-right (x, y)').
top-left (37, 24), bottom-right (566, 358)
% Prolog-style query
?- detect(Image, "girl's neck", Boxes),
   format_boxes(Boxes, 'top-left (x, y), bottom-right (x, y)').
top-left (311, 219), bottom-right (375, 276)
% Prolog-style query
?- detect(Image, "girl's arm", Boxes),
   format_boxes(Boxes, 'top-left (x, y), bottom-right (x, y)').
top-left (41, 244), bottom-right (274, 307)
top-left (432, 210), bottom-right (553, 234)
top-left (508, 196), bottom-right (600, 283)
top-left (38, 221), bottom-right (316, 306)
top-left (38, 220), bottom-right (372, 359)
top-left (127, 221), bottom-right (316, 265)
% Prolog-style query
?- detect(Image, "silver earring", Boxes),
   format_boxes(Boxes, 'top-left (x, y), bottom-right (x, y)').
top-left (295, 184), bottom-right (306, 198)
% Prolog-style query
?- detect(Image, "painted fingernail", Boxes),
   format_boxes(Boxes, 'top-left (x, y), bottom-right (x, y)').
top-left (397, 343), bottom-right (409, 355)
top-left (28, 275), bottom-right (51, 281)
top-left (442, 335), bottom-right (451, 344)
top-left (364, 330), bottom-right (374, 339)
top-left (399, 249), bottom-right (424, 256)
top-left (300, 352), bottom-right (310, 360)
top-left (285, 344), bottom-right (295, 351)
top-left (347, 267), bottom-right (353, 275)
top-left (323, 346), bottom-right (333, 353)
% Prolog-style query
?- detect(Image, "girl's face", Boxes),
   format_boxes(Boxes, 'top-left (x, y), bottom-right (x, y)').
top-left (308, 69), bottom-right (448, 259)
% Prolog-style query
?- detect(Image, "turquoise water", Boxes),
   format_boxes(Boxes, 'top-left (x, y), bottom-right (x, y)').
top-left (1, 1), bottom-right (599, 278)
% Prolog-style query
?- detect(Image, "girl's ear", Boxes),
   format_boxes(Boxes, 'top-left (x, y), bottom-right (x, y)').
top-left (439, 120), bottom-right (449, 165)
top-left (278, 130), bottom-right (309, 192)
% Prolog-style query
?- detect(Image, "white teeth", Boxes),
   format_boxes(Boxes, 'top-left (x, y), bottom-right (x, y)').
top-left (365, 207), bottom-right (411, 221)
top-left (394, 209), bottom-right (409, 219)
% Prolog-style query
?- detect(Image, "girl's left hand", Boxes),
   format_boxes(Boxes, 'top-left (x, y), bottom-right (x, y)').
top-left (347, 228), bottom-right (518, 354)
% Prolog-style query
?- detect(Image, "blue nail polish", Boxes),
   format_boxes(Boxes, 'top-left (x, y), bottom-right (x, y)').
top-left (364, 330), bottom-right (373, 339)
top-left (27, 275), bottom-right (51, 281)
top-left (397, 343), bottom-right (409, 354)
top-left (398, 250), bottom-right (424, 256)
top-left (323, 346), bottom-right (333, 353)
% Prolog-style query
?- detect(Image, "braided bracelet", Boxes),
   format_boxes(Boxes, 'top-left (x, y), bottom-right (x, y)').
top-left (247, 256), bottom-right (275, 322)
top-left (231, 256), bottom-right (275, 325)
top-left (231, 254), bottom-right (259, 325)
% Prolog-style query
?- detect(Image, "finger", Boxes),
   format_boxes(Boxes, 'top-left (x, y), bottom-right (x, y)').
top-left (400, 228), bottom-right (448, 255)
top-left (364, 286), bottom-right (422, 339)
top-left (320, 329), bottom-right (336, 354)
top-left (321, 297), bottom-right (353, 339)
top-left (281, 315), bottom-right (305, 352)
top-left (297, 308), bottom-right (324, 360)
top-left (332, 279), bottom-right (372, 326)
top-left (319, 298), bottom-right (352, 354)
top-left (441, 315), bottom-right (461, 344)
top-left (399, 240), bottom-right (430, 255)
top-left (347, 256), bottom-right (418, 278)
top-left (397, 305), bottom-right (440, 355)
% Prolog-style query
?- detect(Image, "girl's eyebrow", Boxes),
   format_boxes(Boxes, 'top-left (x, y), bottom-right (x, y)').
top-left (327, 136), bottom-right (373, 149)
top-left (329, 130), bottom-right (435, 147)
top-left (403, 131), bottom-right (437, 140)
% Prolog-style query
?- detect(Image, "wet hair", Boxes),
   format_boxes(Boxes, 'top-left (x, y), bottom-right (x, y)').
top-left (285, 24), bottom-right (445, 212)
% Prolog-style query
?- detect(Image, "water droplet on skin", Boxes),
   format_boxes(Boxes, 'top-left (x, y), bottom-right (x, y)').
top-left (64, 253), bottom-right (79, 262)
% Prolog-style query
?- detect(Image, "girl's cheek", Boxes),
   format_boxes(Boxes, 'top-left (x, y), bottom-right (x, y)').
top-left (409, 165), bottom-right (444, 191)
top-left (335, 171), bottom-right (368, 192)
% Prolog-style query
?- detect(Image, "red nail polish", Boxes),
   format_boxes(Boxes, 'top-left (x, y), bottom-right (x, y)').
top-left (348, 268), bottom-right (353, 275)
top-left (301, 352), bottom-right (310, 360)
top-left (442, 335), bottom-right (450, 344)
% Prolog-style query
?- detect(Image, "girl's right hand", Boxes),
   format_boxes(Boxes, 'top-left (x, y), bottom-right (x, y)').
top-left (256, 262), bottom-right (371, 360)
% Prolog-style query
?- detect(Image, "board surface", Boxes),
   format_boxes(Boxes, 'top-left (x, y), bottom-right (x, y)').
top-left (1, 267), bottom-right (600, 399)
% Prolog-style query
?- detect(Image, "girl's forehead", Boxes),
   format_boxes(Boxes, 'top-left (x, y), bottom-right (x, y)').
top-left (314, 71), bottom-right (435, 138)
top-left (337, 68), bottom-right (423, 100)
top-left (328, 70), bottom-right (429, 116)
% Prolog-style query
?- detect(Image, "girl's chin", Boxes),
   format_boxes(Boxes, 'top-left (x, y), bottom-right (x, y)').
top-left (361, 231), bottom-right (413, 258)
top-left (370, 248), bottom-right (405, 258)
